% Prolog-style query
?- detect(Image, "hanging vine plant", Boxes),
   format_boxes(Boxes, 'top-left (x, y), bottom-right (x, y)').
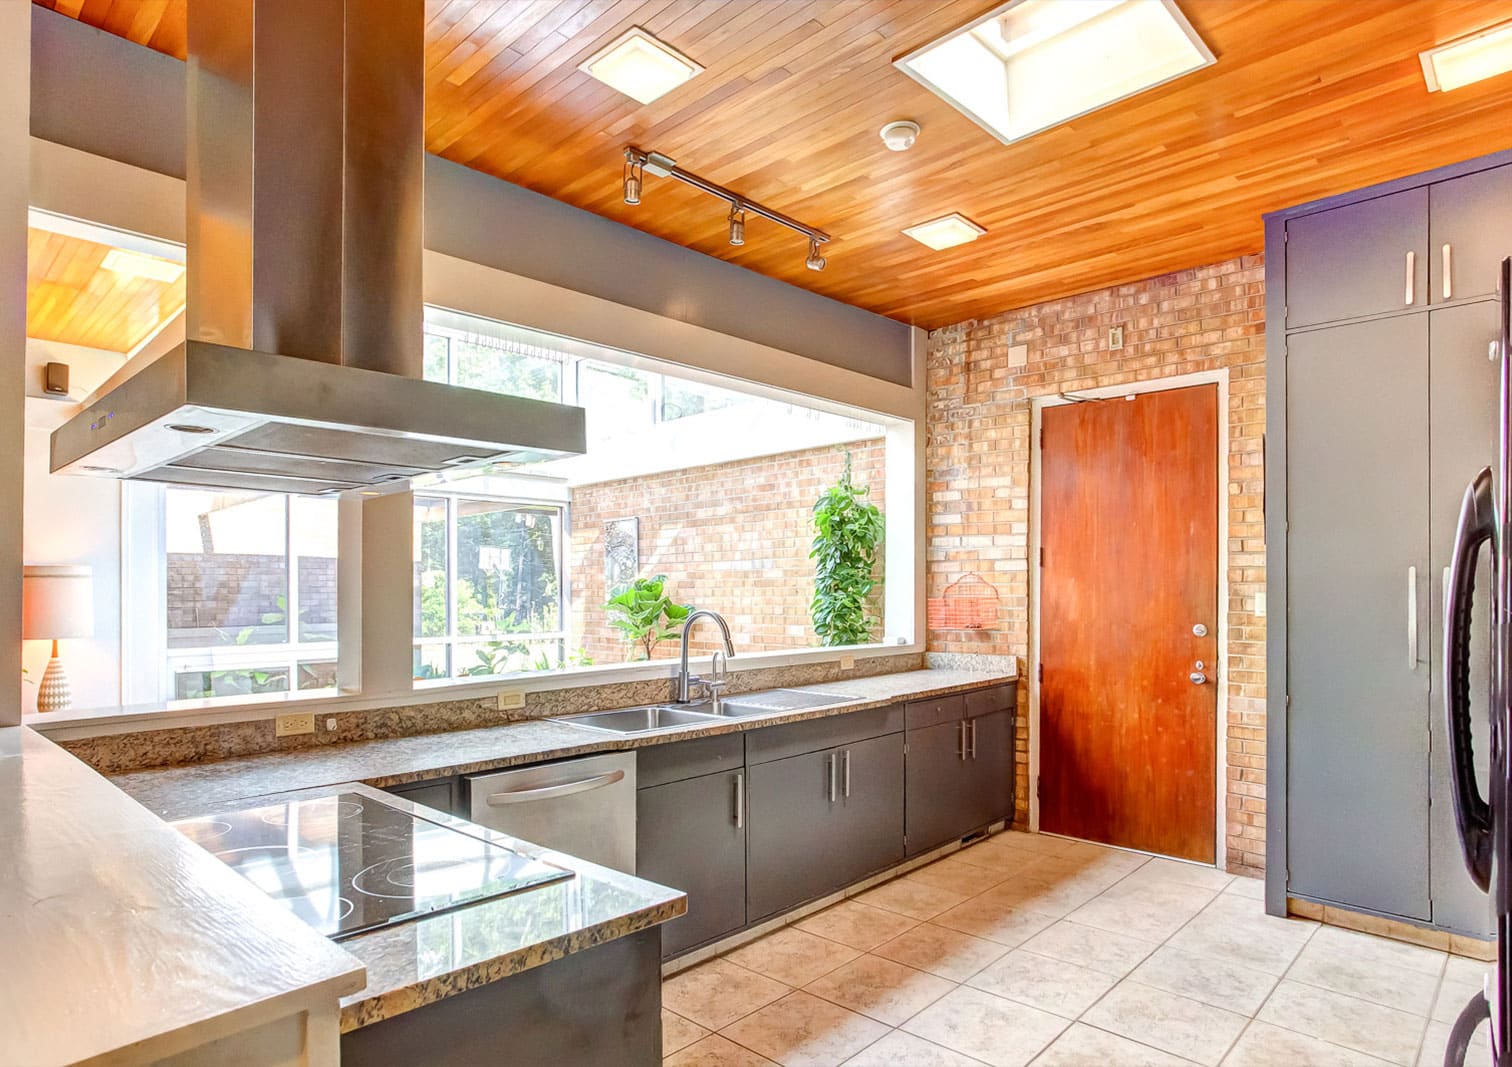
top-left (810, 451), bottom-right (885, 646)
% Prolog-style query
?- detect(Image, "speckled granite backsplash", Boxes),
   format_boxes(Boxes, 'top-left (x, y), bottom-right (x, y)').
top-left (61, 652), bottom-right (925, 775)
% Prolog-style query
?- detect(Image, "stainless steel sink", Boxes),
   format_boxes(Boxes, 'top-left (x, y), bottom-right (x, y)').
top-left (559, 705), bottom-right (724, 736)
top-left (712, 689), bottom-right (856, 717)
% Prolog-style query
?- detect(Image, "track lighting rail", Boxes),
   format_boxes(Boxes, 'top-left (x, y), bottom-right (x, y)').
top-left (622, 146), bottom-right (831, 269)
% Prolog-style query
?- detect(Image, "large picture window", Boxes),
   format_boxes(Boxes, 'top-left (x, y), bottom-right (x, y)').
top-left (414, 310), bottom-right (903, 681)
top-left (161, 488), bottom-right (338, 700)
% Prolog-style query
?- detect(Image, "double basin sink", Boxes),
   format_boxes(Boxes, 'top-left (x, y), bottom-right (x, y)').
top-left (560, 689), bottom-right (855, 737)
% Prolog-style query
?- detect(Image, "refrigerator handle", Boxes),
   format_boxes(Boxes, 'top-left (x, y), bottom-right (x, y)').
top-left (1445, 465), bottom-right (1496, 893)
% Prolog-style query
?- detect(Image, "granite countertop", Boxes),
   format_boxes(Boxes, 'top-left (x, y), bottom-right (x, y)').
top-left (208, 782), bottom-right (686, 1032)
top-left (0, 727), bottom-right (365, 1066)
top-left (114, 668), bottom-right (1018, 820)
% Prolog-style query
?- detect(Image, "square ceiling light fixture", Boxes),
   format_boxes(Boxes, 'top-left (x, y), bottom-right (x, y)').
top-left (903, 213), bottom-right (987, 251)
top-left (895, 0), bottom-right (1214, 145)
top-left (1421, 21), bottom-right (1512, 93)
top-left (579, 27), bottom-right (703, 105)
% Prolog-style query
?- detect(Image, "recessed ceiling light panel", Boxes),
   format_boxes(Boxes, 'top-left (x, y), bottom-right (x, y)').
top-left (579, 27), bottom-right (703, 105)
top-left (1421, 21), bottom-right (1512, 93)
top-left (902, 213), bottom-right (987, 251)
top-left (895, 0), bottom-right (1214, 145)
top-left (101, 248), bottom-right (186, 283)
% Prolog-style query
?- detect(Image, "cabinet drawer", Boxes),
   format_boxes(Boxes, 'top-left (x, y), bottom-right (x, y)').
top-left (638, 733), bottom-right (744, 789)
top-left (905, 694), bottom-right (965, 730)
top-left (965, 683), bottom-right (1017, 719)
top-left (746, 704), bottom-right (904, 765)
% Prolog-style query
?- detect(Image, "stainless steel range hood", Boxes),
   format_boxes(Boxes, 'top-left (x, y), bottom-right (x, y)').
top-left (51, 0), bottom-right (585, 494)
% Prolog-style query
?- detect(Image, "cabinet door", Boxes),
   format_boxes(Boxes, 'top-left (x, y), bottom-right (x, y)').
top-left (905, 721), bottom-right (969, 856)
top-left (1285, 188), bottom-right (1428, 328)
top-left (832, 733), bottom-right (906, 887)
top-left (638, 770), bottom-right (747, 958)
top-left (1428, 301), bottom-right (1499, 937)
top-left (1286, 315), bottom-right (1431, 920)
top-left (1430, 165), bottom-right (1512, 304)
top-left (384, 778), bottom-right (459, 817)
top-left (746, 748), bottom-right (840, 921)
top-left (964, 710), bottom-right (1015, 831)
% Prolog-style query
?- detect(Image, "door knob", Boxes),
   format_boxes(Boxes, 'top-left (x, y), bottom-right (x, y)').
top-left (1189, 672), bottom-right (1207, 685)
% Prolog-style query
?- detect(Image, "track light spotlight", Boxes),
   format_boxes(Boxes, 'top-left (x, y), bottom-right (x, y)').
top-left (623, 158), bottom-right (643, 205)
top-left (806, 238), bottom-right (826, 272)
top-left (728, 204), bottom-right (746, 246)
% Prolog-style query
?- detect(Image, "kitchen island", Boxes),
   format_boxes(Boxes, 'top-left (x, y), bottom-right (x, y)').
top-left (0, 727), bottom-right (364, 1067)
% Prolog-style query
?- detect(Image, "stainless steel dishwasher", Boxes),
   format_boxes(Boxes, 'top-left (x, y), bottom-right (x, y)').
top-left (465, 752), bottom-right (637, 874)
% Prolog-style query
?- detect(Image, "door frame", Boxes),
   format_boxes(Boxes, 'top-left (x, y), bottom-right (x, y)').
top-left (1028, 368), bottom-right (1230, 869)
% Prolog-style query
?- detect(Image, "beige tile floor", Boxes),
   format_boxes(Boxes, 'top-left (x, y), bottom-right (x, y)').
top-left (660, 831), bottom-right (1494, 1066)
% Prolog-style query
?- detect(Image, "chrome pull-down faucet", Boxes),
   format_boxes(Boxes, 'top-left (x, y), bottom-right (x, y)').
top-left (676, 610), bottom-right (736, 704)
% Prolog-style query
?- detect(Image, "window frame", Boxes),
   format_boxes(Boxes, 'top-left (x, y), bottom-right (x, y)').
top-left (412, 491), bottom-right (571, 684)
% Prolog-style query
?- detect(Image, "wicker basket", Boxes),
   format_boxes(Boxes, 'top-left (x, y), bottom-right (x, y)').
top-left (927, 572), bottom-right (1000, 630)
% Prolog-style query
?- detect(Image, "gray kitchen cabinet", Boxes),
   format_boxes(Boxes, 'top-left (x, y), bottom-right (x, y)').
top-left (906, 687), bottom-right (1017, 856)
top-left (1268, 147), bottom-right (1512, 934)
top-left (747, 746), bottom-right (846, 920)
top-left (1428, 301), bottom-right (1499, 937)
top-left (1284, 187), bottom-right (1428, 328)
top-left (1430, 165), bottom-right (1512, 305)
top-left (1285, 314), bottom-right (1432, 921)
top-left (905, 718), bottom-right (969, 856)
top-left (637, 767), bottom-right (746, 958)
top-left (746, 727), bottom-right (905, 921)
top-left (830, 732), bottom-right (906, 888)
top-left (383, 777), bottom-right (461, 817)
top-left (962, 709), bottom-right (1015, 832)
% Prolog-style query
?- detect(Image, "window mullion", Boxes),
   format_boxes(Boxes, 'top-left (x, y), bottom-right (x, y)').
top-left (446, 497), bottom-right (459, 671)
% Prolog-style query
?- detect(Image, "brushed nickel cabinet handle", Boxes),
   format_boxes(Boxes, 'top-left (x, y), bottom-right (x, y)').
top-left (1443, 243), bottom-right (1453, 300)
top-left (828, 754), bottom-right (837, 804)
top-left (1408, 565), bottom-right (1418, 668)
top-left (1405, 250), bottom-right (1416, 305)
top-left (843, 749), bottom-right (851, 798)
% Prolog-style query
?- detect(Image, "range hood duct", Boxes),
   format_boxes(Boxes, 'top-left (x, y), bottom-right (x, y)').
top-left (51, 0), bottom-right (585, 494)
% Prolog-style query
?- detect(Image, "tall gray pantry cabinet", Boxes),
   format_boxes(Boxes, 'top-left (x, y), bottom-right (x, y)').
top-left (1265, 150), bottom-right (1512, 936)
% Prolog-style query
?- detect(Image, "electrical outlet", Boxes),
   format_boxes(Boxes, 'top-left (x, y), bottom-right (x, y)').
top-left (1108, 325), bottom-right (1125, 350)
top-left (497, 691), bottom-right (526, 711)
top-left (275, 713), bottom-right (315, 737)
top-left (839, 654), bottom-right (856, 671)
top-left (1255, 591), bottom-right (1267, 618)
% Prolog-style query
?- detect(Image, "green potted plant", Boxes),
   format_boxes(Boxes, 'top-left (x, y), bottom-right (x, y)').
top-left (810, 451), bottom-right (885, 646)
top-left (603, 575), bottom-right (693, 661)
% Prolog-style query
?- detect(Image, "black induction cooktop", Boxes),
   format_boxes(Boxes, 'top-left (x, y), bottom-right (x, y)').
top-left (174, 791), bottom-right (572, 940)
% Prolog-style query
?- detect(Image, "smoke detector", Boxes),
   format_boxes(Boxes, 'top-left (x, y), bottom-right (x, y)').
top-left (879, 120), bottom-right (921, 152)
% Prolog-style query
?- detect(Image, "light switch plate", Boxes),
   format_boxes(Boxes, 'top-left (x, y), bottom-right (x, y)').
top-left (497, 691), bottom-right (526, 711)
top-left (1255, 591), bottom-right (1267, 617)
top-left (275, 713), bottom-right (315, 737)
top-left (839, 654), bottom-right (856, 671)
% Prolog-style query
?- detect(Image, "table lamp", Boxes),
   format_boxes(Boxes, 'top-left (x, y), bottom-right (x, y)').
top-left (22, 565), bottom-right (93, 713)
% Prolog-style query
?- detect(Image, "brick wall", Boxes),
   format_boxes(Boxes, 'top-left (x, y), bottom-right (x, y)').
top-left (569, 441), bottom-right (886, 663)
top-left (926, 254), bottom-right (1266, 875)
top-left (166, 554), bottom-right (336, 644)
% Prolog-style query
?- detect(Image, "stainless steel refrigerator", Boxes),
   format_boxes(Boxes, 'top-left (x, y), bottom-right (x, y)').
top-left (1444, 255), bottom-right (1512, 1066)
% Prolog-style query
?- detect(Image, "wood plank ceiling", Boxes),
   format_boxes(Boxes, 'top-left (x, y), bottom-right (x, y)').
top-left (34, 0), bottom-right (1512, 330)
top-left (26, 227), bottom-right (186, 352)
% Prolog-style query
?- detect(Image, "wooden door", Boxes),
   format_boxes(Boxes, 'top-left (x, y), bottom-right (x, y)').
top-left (1039, 384), bottom-right (1219, 862)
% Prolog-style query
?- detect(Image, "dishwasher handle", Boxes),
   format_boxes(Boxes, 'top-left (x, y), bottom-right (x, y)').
top-left (484, 769), bottom-right (626, 806)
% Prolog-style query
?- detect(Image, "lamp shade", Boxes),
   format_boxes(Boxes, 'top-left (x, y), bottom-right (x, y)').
top-left (22, 565), bottom-right (94, 641)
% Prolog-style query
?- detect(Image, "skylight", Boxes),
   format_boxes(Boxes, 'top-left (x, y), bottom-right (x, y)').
top-left (895, 0), bottom-right (1214, 145)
